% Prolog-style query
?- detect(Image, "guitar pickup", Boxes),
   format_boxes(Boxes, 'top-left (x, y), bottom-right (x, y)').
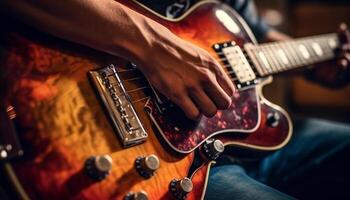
top-left (89, 65), bottom-right (148, 147)
top-left (213, 41), bottom-right (259, 90)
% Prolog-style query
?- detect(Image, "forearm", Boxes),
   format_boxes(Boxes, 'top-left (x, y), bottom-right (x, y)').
top-left (1, 0), bottom-right (168, 61)
top-left (1, 0), bottom-right (236, 120)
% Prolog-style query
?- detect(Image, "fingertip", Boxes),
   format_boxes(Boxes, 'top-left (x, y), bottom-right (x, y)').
top-left (340, 23), bottom-right (348, 31)
top-left (187, 112), bottom-right (201, 121)
top-left (218, 93), bottom-right (232, 110)
top-left (339, 58), bottom-right (348, 68)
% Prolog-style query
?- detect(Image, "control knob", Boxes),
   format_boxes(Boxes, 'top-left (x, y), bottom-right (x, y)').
top-left (266, 112), bottom-right (280, 127)
top-left (202, 139), bottom-right (225, 160)
top-left (84, 155), bottom-right (112, 181)
top-left (135, 154), bottom-right (160, 179)
top-left (124, 191), bottom-right (148, 200)
top-left (169, 177), bottom-right (193, 200)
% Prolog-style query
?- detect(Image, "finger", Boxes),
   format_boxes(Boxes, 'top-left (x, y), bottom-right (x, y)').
top-left (211, 59), bottom-right (236, 97)
top-left (338, 53), bottom-right (350, 70)
top-left (341, 44), bottom-right (350, 52)
top-left (345, 52), bottom-right (350, 62)
top-left (189, 86), bottom-right (217, 117)
top-left (172, 93), bottom-right (200, 120)
top-left (338, 58), bottom-right (348, 68)
top-left (203, 79), bottom-right (232, 110)
top-left (339, 23), bottom-right (350, 44)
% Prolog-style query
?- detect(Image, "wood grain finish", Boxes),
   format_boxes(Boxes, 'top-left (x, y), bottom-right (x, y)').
top-left (0, 1), bottom-right (291, 199)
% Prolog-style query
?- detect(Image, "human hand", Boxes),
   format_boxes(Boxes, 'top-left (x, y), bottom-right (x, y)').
top-left (132, 25), bottom-right (235, 120)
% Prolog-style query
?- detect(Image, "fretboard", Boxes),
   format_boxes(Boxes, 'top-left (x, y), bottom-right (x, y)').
top-left (244, 33), bottom-right (340, 76)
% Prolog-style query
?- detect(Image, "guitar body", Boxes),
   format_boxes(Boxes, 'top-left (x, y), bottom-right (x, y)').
top-left (0, 0), bottom-right (291, 199)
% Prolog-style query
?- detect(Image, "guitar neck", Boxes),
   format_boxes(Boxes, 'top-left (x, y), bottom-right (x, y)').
top-left (244, 33), bottom-right (340, 77)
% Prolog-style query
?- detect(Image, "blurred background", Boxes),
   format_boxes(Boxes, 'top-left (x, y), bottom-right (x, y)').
top-left (256, 0), bottom-right (350, 123)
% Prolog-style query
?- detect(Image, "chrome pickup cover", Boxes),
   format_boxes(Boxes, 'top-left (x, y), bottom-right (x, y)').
top-left (89, 65), bottom-right (147, 147)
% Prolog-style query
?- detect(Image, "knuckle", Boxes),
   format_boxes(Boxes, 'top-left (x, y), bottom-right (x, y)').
top-left (198, 68), bottom-right (214, 83)
top-left (186, 81), bottom-right (199, 92)
top-left (169, 88), bottom-right (183, 101)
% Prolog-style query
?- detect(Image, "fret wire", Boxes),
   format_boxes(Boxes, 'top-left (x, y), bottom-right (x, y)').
top-left (309, 38), bottom-right (323, 61)
top-left (303, 39), bottom-right (320, 63)
top-left (285, 41), bottom-right (303, 68)
top-left (322, 38), bottom-right (334, 54)
top-left (267, 44), bottom-right (282, 72)
top-left (276, 42), bottom-right (293, 71)
top-left (269, 43), bottom-right (286, 73)
top-left (247, 47), bottom-right (266, 76)
top-left (314, 37), bottom-right (332, 60)
top-left (296, 39), bottom-right (315, 65)
top-left (270, 43), bottom-right (288, 72)
top-left (313, 38), bottom-right (335, 60)
top-left (255, 47), bottom-right (273, 75)
top-left (319, 37), bottom-right (334, 55)
top-left (279, 42), bottom-right (295, 70)
top-left (291, 40), bottom-right (310, 66)
top-left (276, 41), bottom-right (292, 70)
top-left (260, 43), bottom-right (279, 74)
top-left (262, 44), bottom-right (279, 73)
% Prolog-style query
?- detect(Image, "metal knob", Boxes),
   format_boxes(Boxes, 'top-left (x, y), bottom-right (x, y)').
top-left (135, 154), bottom-right (160, 179)
top-left (84, 155), bottom-right (112, 181)
top-left (202, 139), bottom-right (225, 160)
top-left (169, 177), bottom-right (193, 200)
top-left (124, 191), bottom-right (148, 200)
top-left (266, 112), bottom-right (280, 127)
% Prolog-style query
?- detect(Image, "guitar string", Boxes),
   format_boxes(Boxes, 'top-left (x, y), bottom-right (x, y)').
top-left (127, 77), bottom-right (238, 103)
top-left (122, 47), bottom-right (335, 96)
top-left (121, 36), bottom-right (338, 103)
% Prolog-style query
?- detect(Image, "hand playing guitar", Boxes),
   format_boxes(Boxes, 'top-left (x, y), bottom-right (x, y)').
top-left (305, 23), bottom-right (350, 88)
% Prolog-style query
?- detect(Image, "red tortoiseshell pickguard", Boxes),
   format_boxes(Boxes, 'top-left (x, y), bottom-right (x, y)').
top-left (145, 88), bottom-right (259, 153)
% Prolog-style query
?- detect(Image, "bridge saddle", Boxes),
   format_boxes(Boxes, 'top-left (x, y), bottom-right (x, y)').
top-left (89, 64), bottom-right (147, 147)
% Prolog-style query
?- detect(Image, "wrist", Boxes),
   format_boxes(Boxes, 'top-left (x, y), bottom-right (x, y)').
top-left (108, 5), bottom-right (168, 62)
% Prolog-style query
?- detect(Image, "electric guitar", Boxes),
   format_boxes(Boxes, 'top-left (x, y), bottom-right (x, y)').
top-left (0, 0), bottom-right (340, 199)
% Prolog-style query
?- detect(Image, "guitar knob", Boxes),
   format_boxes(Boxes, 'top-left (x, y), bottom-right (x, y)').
top-left (266, 112), bottom-right (280, 127)
top-left (169, 177), bottom-right (193, 200)
top-left (202, 139), bottom-right (225, 160)
top-left (124, 191), bottom-right (148, 200)
top-left (135, 154), bottom-right (160, 179)
top-left (84, 155), bottom-right (112, 181)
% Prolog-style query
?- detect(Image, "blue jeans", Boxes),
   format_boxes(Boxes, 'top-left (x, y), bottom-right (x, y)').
top-left (205, 118), bottom-right (350, 200)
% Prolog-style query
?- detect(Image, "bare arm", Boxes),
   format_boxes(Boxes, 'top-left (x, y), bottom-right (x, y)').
top-left (1, 0), bottom-right (235, 119)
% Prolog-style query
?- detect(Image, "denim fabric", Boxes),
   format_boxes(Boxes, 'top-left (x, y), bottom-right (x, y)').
top-left (205, 118), bottom-right (350, 200)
